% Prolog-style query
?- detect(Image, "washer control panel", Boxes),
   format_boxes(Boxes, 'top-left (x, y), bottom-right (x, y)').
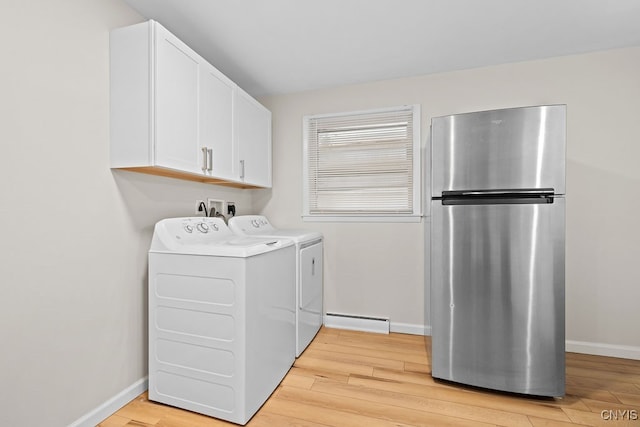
top-left (180, 218), bottom-right (221, 234)
top-left (229, 215), bottom-right (276, 234)
top-left (251, 218), bottom-right (270, 229)
top-left (156, 217), bottom-right (233, 245)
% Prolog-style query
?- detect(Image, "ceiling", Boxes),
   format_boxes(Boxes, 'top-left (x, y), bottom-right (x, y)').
top-left (123, 0), bottom-right (640, 97)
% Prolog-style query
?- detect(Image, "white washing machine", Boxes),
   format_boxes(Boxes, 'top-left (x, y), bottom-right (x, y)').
top-left (228, 215), bottom-right (323, 357)
top-left (148, 217), bottom-right (295, 425)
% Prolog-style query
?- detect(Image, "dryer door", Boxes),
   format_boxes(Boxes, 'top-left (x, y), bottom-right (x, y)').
top-left (298, 241), bottom-right (323, 355)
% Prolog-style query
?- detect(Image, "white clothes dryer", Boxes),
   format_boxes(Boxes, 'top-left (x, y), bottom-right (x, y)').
top-left (148, 217), bottom-right (295, 425)
top-left (228, 215), bottom-right (323, 357)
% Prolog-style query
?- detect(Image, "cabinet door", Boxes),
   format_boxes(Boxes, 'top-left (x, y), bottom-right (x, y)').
top-left (154, 24), bottom-right (201, 174)
top-left (200, 64), bottom-right (236, 180)
top-left (235, 89), bottom-right (272, 187)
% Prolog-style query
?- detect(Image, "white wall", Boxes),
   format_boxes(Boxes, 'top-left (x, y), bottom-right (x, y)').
top-left (1, 2), bottom-right (638, 423)
top-left (0, 1), bottom-right (255, 425)
top-left (259, 47), bottom-right (640, 353)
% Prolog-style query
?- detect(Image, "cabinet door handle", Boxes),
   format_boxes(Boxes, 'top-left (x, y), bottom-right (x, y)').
top-left (240, 159), bottom-right (245, 179)
top-left (201, 147), bottom-right (208, 172)
top-left (207, 148), bottom-right (213, 172)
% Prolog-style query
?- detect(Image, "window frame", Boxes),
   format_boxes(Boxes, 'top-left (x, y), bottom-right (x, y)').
top-left (302, 104), bottom-right (422, 223)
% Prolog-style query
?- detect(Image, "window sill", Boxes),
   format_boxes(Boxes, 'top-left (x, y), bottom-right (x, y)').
top-left (302, 214), bottom-right (422, 223)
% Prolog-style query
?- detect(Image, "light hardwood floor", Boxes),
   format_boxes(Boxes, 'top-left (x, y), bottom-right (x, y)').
top-left (100, 327), bottom-right (640, 426)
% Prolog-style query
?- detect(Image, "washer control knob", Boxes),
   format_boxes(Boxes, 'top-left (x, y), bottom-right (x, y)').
top-left (196, 222), bottom-right (210, 233)
top-left (183, 224), bottom-right (194, 233)
top-left (251, 219), bottom-right (260, 228)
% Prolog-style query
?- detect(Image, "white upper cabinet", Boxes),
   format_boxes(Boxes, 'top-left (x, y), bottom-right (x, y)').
top-left (200, 63), bottom-right (235, 180)
top-left (110, 20), bottom-right (271, 188)
top-left (235, 88), bottom-right (272, 188)
top-left (154, 24), bottom-right (201, 174)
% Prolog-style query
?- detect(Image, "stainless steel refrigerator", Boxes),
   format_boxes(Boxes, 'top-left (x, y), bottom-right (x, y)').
top-left (430, 105), bottom-right (566, 397)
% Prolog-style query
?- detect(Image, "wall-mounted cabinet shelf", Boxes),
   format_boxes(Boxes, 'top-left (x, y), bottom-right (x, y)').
top-left (110, 20), bottom-right (272, 188)
top-left (117, 166), bottom-right (263, 189)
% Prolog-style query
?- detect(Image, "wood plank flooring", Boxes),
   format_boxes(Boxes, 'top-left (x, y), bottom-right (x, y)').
top-left (99, 327), bottom-right (640, 426)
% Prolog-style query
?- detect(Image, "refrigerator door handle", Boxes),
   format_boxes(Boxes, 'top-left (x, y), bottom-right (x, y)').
top-left (442, 188), bottom-right (555, 197)
top-left (439, 189), bottom-right (556, 206)
top-left (442, 197), bottom-right (555, 206)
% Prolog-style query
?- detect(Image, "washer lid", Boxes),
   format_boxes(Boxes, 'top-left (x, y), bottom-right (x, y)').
top-left (149, 217), bottom-right (293, 257)
top-left (228, 215), bottom-right (323, 244)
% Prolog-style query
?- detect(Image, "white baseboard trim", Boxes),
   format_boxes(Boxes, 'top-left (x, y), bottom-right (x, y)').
top-left (324, 313), bottom-right (390, 334)
top-left (68, 376), bottom-right (148, 427)
top-left (322, 314), bottom-right (430, 336)
top-left (566, 340), bottom-right (640, 360)
top-left (390, 322), bottom-right (430, 336)
top-left (332, 321), bottom-right (639, 360)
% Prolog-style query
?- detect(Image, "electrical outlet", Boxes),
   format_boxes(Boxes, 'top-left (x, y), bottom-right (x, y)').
top-left (227, 202), bottom-right (236, 216)
top-left (195, 200), bottom-right (206, 215)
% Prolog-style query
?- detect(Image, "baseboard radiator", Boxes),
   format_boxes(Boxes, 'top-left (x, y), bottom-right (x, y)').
top-left (324, 312), bottom-right (390, 334)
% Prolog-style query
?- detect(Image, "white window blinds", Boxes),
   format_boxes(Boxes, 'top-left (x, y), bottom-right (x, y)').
top-left (304, 105), bottom-right (420, 218)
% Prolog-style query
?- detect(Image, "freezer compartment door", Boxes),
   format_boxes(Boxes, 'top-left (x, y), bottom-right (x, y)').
top-left (431, 197), bottom-right (565, 396)
top-left (431, 105), bottom-right (566, 196)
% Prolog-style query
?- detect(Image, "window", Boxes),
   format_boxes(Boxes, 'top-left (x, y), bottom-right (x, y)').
top-left (303, 105), bottom-right (421, 221)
